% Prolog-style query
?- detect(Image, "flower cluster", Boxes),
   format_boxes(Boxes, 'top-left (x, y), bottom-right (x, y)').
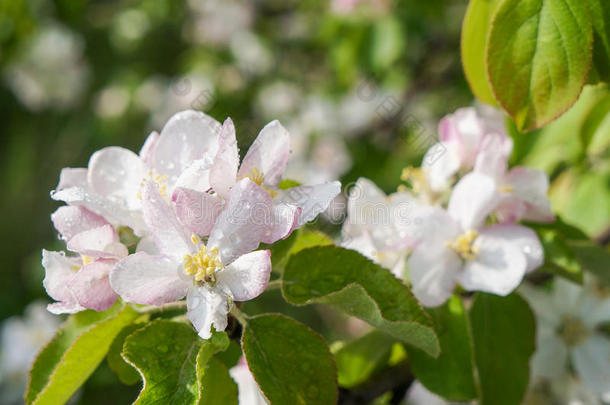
top-left (44, 110), bottom-right (341, 338)
top-left (343, 107), bottom-right (553, 306)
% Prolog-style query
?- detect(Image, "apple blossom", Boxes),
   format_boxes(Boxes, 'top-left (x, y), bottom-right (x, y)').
top-left (51, 110), bottom-right (222, 235)
top-left (229, 357), bottom-right (268, 405)
top-left (408, 172), bottom-right (543, 307)
top-left (174, 117), bottom-right (341, 237)
top-left (42, 206), bottom-right (128, 314)
top-left (110, 179), bottom-right (292, 339)
top-left (520, 278), bottom-right (610, 401)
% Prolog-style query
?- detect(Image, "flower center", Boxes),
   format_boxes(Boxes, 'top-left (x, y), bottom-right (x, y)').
top-left (446, 230), bottom-right (479, 260)
top-left (137, 171), bottom-right (169, 199)
top-left (559, 316), bottom-right (590, 346)
top-left (183, 235), bottom-right (223, 285)
top-left (498, 184), bottom-right (514, 194)
top-left (244, 167), bottom-right (278, 198)
top-left (71, 255), bottom-right (93, 271)
top-left (399, 167), bottom-right (427, 194)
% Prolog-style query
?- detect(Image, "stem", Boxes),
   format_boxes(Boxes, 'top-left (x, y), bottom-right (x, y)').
top-left (266, 279), bottom-right (282, 290)
top-left (230, 305), bottom-right (250, 326)
top-left (135, 301), bottom-right (187, 314)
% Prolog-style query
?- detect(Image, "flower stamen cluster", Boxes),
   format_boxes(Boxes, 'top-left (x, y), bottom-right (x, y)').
top-left (183, 235), bottom-right (223, 285)
top-left (445, 230), bottom-right (479, 260)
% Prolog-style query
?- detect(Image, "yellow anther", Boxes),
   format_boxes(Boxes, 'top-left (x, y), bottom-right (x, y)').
top-left (400, 167), bottom-right (427, 194)
top-left (446, 230), bottom-right (479, 260)
top-left (183, 239), bottom-right (223, 285)
top-left (81, 255), bottom-right (94, 266)
top-left (498, 184), bottom-right (514, 194)
top-left (191, 234), bottom-right (201, 245)
top-left (248, 168), bottom-right (265, 186)
top-left (138, 171), bottom-right (170, 199)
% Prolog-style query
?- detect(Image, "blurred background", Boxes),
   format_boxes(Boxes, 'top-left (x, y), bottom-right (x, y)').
top-left (1, 0), bottom-right (608, 404)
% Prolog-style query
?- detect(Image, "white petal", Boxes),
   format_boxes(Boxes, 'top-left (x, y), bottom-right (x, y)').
top-left (66, 224), bottom-right (122, 258)
top-left (210, 118), bottom-right (239, 198)
top-left (276, 181), bottom-right (341, 227)
top-left (139, 131), bottom-right (159, 165)
top-left (67, 260), bottom-right (117, 311)
top-left (501, 167), bottom-right (554, 223)
top-left (142, 181), bottom-right (193, 261)
top-left (238, 120), bottom-right (290, 188)
top-left (41, 250), bottom-right (82, 312)
top-left (187, 286), bottom-right (230, 339)
top-left (552, 278), bottom-right (583, 318)
top-left (405, 381), bottom-right (448, 405)
top-left (153, 110), bottom-right (221, 183)
top-left (51, 206), bottom-right (108, 241)
top-left (473, 132), bottom-right (512, 180)
top-left (571, 334), bottom-right (610, 397)
top-left (408, 243), bottom-right (461, 307)
top-left (88, 146), bottom-right (146, 211)
top-left (422, 142), bottom-right (460, 193)
top-left (136, 236), bottom-right (160, 255)
top-left (216, 250), bottom-right (271, 301)
top-left (173, 159), bottom-right (212, 193)
top-left (109, 252), bottom-right (188, 305)
top-left (229, 360), bottom-right (269, 405)
top-left (448, 172), bottom-right (499, 231)
top-left (458, 228), bottom-right (527, 296)
top-left (479, 224), bottom-right (543, 272)
top-left (531, 333), bottom-right (568, 379)
top-left (518, 283), bottom-right (562, 327)
top-left (56, 167), bottom-right (88, 190)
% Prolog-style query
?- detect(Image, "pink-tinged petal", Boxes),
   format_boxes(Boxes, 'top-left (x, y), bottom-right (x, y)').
top-left (41, 250), bottom-right (82, 312)
top-left (173, 159), bottom-right (212, 193)
top-left (88, 146), bottom-right (147, 211)
top-left (422, 142), bottom-right (461, 192)
top-left (217, 250), bottom-right (271, 301)
top-left (458, 228), bottom-right (527, 296)
top-left (441, 107), bottom-right (486, 167)
top-left (277, 181), bottom-right (341, 227)
top-left (230, 360), bottom-right (268, 405)
top-left (207, 178), bottom-right (274, 264)
top-left (570, 334), bottom-right (610, 397)
top-left (51, 186), bottom-right (147, 235)
top-left (136, 236), bottom-right (160, 255)
top-left (66, 224), bottom-right (124, 258)
top-left (109, 252), bottom-right (188, 305)
top-left (139, 131), bottom-right (159, 166)
top-left (56, 168), bottom-right (88, 190)
top-left (448, 172), bottom-right (499, 231)
top-left (238, 120), bottom-right (290, 188)
top-left (474, 132), bottom-right (513, 180)
top-left (67, 260), bottom-right (117, 311)
top-left (153, 110), bottom-right (221, 183)
top-left (142, 181), bottom-right (193, 261)
top-left (173, 187), bottom-right (225, 236)
top-left (344, 178), bottom-right (386, 233)
top-left (261, 203), bottom-right (300, 244)
top-left (409, 243), bottom-right (461, 308)
top-left (51, 206), bottom-right (108, 241)
top-left (186, 286), bottom-right (230, 339)
top-left (481, 224), bottom-right (543, 272)
top-left (210, 118), bottom-right (239, 198)
top-left (498, 167), bottom-right (554, 223)
top-left (47, 301), bottom-right (84, 315)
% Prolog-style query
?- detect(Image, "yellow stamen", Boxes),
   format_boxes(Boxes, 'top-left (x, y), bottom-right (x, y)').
top-left (400, 167), bottom-right (427, 194)
top-left (446, 230), bottom-right (479, 260)
top-left (248, 167), bottom-right (265, 186)
top-left (498, 184), bottom-right (514, 194)
top-left (183, 237), bottom-right (223, 285)
top-left (137, 171), bottom-right (170, 199)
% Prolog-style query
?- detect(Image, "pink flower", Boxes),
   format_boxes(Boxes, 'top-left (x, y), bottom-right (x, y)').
top-left (42, 206), bottom-right (128, 314)
top-left (51, 110), bottom-right (222, 235)
top-left (408, 173), bottom-right (543, 307)
top-left (110, 179), bottom-right (276, 339)
top-left (174, 118), bottom-right (341, 239)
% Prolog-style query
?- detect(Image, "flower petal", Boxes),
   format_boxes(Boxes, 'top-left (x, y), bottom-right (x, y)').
top-left (238, 120), bottom-right (290, 188)
top-left (67, 260), bottom-right (117, 311)
top-left (408, 243), bottom-right (461, 307)
top-left (261, 203), bottom-right (300, 244)
top-left (109, 252), bottom-right (188, 305)
top-left (229, 360), bottom-right (268, 405)
top-left (172, 187), bottom-right (225, 236)
top-left (153, 110), bottom-right (221, 183)
top-left (422, 142), bottom-right (461, 193)
top-left (497, 167), bottom-right (554, 223)
top-left (41, 250), bottom-right (82, 313)
top-left (66, 224), bottom-right (125, 258)
top-left (448, 172), bottom-right (499, 231)
top-left (207, 178), bottom-right (274, 264)
top-left (276, 181), bottom-right (341, 227)
top-left (458, 228), bottom-right (527, 296)
top-left (210, 118), bottom-right (239, 198)
top-left (51, 206), bottom-right (108, 241)
top-left (186, 286), bottom-right (230, 339)
top-left (173, 159), bottom-right (212, 193)
top-left (88, 146), bottom-right (146, 211)
top-left (216, 250), bottom-right (271, 301)
top-left (479, 224), bottom-right (543, 272)
top-left (56, 167), bottom-right (88, 190)
top-left (570, 334), bottom-right (610, 397)
top-left (474, 132), bottom-right (513, 180)
top-left (139, 131), bottom-right (159, 165)
top-left (531, 332), bottom-right (568, 379)
top-left (142, 180), bottom-right (193, 261)
top-left (136, 236), bottom-right (160, 255)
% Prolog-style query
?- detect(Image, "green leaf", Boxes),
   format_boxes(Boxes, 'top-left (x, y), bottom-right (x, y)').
top-left (567, 239), bottom-right (610, 286)
top-left (215, 339), bottom-right (242, 369)
top-left (535, 227), bottom-right (584, 284)
top-left (333, 330), bottom-right (396, 388)
top-left (581, 94), bottom-right (610, 155)
top-left (282, 246), bottom-right (439, 357)
top-left (122, 320), bottom-right (202, 405)
top-left (278, 179), bottom-right (302, 190)
top-left (265, 229), bottom-right (334, 274)
top-left (197, 358), bottom-right (238, 405)
top-left (559, 170), bottom-right (610, 237)
top-left (241, 314), bottom-right (337, 405)
top-left (585, 0), bottom-right (610, 82)
top-left (107, 323), bottom-right (145, 385)
top-left (470, 293), bottom-right (536, 405)
top-left (461, 0), bottom-right (501, 104)
top-left (26, 304), bottom-right (140, 405)
top-left (486, 0), bottom-right (593, 131)
top-left (407, 295), bottom-right (478, 401)
top-left (369, 15), bottom-right (405, 72)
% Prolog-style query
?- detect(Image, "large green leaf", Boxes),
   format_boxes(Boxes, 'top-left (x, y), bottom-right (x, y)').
top-left (585, 0), bottom-right (610, 82)
top-left (26, 304), bottom-right (140, 405)
top-left (122, 320), bottom-right (202, 405)
top-left (333, 330), bottom-right (396, 388)
top-left (407, 295), bottom-right (478, 401)
top-left (282, 246), bottom-right (439, 356)
top-left (470, 293), bottom-right (536, 405)
top-left (241, 314), bottom-right (337, 405)
top-left (461, 0), bottom-right (501, 104)
top-left (107, 323), bottom-right (145, 385)
top-left (197, 357), bottom-right (238, 405)
top-left (486, 0), bottom-right (593, 131)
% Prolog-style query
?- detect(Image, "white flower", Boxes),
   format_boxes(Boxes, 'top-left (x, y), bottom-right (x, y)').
top-left (520, 278), bottom-right (610, 401)
top-left (229, 358), bottom-right (268, 405)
